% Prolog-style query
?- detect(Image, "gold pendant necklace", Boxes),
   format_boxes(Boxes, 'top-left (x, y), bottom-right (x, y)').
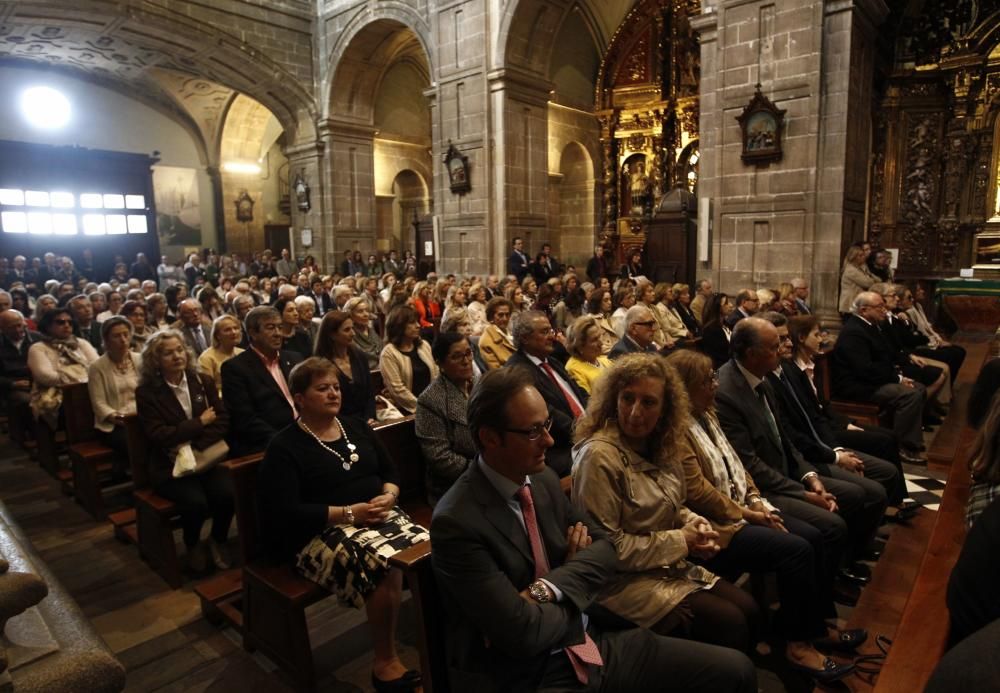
top-left (298, 417), bottom-right (359, 470)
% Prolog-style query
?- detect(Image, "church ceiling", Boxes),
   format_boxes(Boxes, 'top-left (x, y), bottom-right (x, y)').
top-left (0, 2), bottom-right (315, 139)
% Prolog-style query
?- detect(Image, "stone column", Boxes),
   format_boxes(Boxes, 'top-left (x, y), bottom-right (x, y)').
top-left (487, 68), bottom-right (554, 274)
top-left (693, 0), bottom-right (888, 322)
top-left (319, 118), bottom-right (378, 263)
top-left (284, 139), bottom-right (328, 269)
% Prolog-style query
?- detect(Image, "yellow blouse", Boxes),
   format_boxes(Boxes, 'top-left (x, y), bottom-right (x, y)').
top-left (565, 355), bottom-right (612, 394)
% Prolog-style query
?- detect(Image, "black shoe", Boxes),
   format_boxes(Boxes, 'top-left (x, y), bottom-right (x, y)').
top-left (923, 414), bottom-right (943, 426)
top-left (371, 670), bottom-right (421, 693)
top-left (839, 566), bottom-right (870, 586)
top-left (814, 628), bottom-right (869, 652)
top-left (788, 656), bottom-right (856, 682)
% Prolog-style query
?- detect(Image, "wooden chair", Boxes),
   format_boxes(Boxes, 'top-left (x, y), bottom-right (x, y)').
top-left (62, 383), bottom-right (115, 520)
top-left (224, 454), bottom-right (326, 691)
top-left (124, 415), bottom-right (183, 589)
top-left (813, 351), bottom-right (882, 427)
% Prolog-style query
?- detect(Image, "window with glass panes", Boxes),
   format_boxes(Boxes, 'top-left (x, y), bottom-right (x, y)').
top-left (0, 188), bottom-right (149, 236)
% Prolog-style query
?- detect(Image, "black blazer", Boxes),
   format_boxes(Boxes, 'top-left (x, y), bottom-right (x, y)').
top-left (676, 303), bottom-right (702, 337)
top-left (335, 346), bottom-right (376, 422)
top-left (766, 366), bottom-right (837, 470)
top-left (700, 322), bottom-right (730, 370)
top-left (714, 359), bottom-right (818, 499)
top-left (431, 462), bottom-right (615, 692)
top-left (504, 351), bottom-right (588, 476)
top-left (0, 330), bottom-right (41, 394)
top-left (221, 348), bottom-right (303, 457)
top-left (136, 372), bottom-right (229, 488)
top-left (507, 250), bottom-right (529, 280)
top-left (608, 335), bottom-right (655, 360)
top-left (832, 316), bottom-right (902, 401)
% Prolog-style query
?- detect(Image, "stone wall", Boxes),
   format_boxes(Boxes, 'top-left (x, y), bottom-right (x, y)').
top-left (693, 0), bottom-right (887, 320)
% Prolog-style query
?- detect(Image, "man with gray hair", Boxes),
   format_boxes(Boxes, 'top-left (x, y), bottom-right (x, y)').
top-left (503, 310), bottom-right (587, 476)
top-left (725, 289), bottom-right (759, 329)
top-left (832, 291), bottom-right (927, 463)
top-left (221, 306), bottom-right (303, 457)
top-left (790, 278), bottom-right (811, 314)
top-left (690, 278), bottom-right (714, 326)
top-left (609, 304), bottom-right (659, 359)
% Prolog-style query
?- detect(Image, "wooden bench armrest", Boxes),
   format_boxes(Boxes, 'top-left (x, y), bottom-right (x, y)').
top-left (221, 452), bottom-right (264, 471)
top-left (245, 563), bottom-right (325, 605)
top-left (134, 489), bottom-right (177, 514)
top-left (388, 541), bottom-right (431, 570)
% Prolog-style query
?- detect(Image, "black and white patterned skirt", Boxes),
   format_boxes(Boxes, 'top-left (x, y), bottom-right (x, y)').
top-left (295, 508), bottom-right (429, 609)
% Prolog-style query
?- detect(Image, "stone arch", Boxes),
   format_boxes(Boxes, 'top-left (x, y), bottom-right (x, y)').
top-left (554, 141), bottom-right (597, 267)
top-left (324, 12), bottom-right (434, 124)
top-left (219, 95), bottom-right (288, 254)
top-left (388, 170), bottom-right (430, 255)
top-left (0, 1), bottom-right (317, 143)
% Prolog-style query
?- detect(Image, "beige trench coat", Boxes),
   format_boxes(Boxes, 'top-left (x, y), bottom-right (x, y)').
top-left (571, 422), bottom-right (718, 628)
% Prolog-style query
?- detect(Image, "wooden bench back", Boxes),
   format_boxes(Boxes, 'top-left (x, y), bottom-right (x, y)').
top-left (813, 351), bottom-right (834, 401)
top-left (123, 415), bottom-right (152, 490)
top-left (63, 382), bottom-right (98, 445)
top-left (372, 415), bottom-right (425, 504)
top-left (222, 454), bottom-right (266, 564)
top-left (370, 369), bottom-right (384, 396)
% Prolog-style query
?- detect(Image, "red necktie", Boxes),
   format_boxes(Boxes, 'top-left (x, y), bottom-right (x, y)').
top-left (540, 362), bottom-right (583, 418)
top-left (516, 486), bottom-right (602, 683)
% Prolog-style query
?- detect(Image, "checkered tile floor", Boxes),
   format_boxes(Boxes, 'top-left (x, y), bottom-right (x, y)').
top-left (904, 471), bottom-right (947, 512)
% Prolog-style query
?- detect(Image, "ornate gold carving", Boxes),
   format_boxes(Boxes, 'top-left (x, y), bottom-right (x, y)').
top-left (901, 114), bottom-right (942, 267)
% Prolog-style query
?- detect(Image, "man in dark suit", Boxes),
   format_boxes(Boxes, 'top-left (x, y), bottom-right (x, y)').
top-left (724, 289), bottom-right (759, 329)
top-left (4, 255), bottom-right (34, 289)
top-left (716, 318), bottom-right (872, 598)
top-left (68, 294), bottom-right (103, 354)
top-left (609, 305), bottom-right (659, 359)
top-left (306, 277), bottom-right (333, 317)
top-left (0, 309), bottom-right (41, 446)
top-left (504, 311), bottom-right (588, 477)
top-left (790, 278), bottom-right (811, 314)
top-left (221, 306), bottom-right (303, 457)
top-left (171, 299), bottom-right (213, 356)
top-left (832, 291), bottom-right (927, 463)
top-left (507, 237), bottom-right (529, 282)
top-left (759, 312), bottom-right (898, 555)
top-left (431, 367), bottom-right (757, 693)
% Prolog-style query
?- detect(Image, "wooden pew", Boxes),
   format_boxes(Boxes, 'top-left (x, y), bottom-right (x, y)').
top-left (124, 415), bottom-right (183, 589)
top-left (223, 454), bottom-right (326, 691)
top-left (372, 414), bottom-right (431, 525)
top-left (62, 382), bottom-right (115, 520)
top-left (813, 351), bottom-right (882, 427)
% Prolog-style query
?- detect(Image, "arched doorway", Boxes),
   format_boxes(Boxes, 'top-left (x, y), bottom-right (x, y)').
top-left (390, 170), bottom-right (429, 256)
top-left (556, 143), bottom-right (597, 266)
top-left (326, 19), bottom-right (433, 261)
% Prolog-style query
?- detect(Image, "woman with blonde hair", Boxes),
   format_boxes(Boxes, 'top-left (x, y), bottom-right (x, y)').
top-left (564, 315), bottom-right (612, 394)
top-left (465, 283), bottom-right (488, 336)
top-left (198, 314), bottom-right (245, 395)
top-left (503, 283), bottom-right (526, 315)
top-left (838, 243), bottom-right (876, 319)
top-left (571, 353), bottom-right (759, 651)
top-left (665, 348), bottom-right (861, 680)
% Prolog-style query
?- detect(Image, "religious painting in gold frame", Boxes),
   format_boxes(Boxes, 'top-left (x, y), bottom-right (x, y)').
top-left (973, 232), bottom-right (1000, 269)
top-left (736, 84), bottom-right (786, 166)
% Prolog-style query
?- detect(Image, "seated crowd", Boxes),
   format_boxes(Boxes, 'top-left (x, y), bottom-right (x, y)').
top-left (0, 241), bottom-right (990, 692)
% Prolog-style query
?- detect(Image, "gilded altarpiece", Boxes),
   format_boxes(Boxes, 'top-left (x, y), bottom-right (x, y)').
top-left (868, 3), bottom-right (1000, 278)
top-left (595, 0), bottom-right (701, 269)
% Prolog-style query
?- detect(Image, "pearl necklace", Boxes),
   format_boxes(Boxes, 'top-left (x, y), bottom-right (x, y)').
top-left (298, 417), bottom-right (359, 471)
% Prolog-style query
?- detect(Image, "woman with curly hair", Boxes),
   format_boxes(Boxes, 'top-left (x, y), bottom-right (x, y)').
top-left (571, 353), bottom-right (759, 652)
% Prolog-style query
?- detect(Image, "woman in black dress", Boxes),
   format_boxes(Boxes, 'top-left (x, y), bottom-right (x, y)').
top-left (314, 310), bottom-right (376, 424)
top-left (258, 357), bottom-right (428, 692)
top-left (273, 296), bottom-right (313, 358)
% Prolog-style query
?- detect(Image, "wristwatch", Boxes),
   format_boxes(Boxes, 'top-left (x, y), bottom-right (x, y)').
top-left (528, 580), bottom-right (552, 603)
top-left (343, 505), bottom-right (355, 525)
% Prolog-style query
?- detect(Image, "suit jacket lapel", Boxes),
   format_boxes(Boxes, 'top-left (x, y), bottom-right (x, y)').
top-left (470, 463), bottom-right (534, 567)
top-left (157, 379), bottom-right (189, 422)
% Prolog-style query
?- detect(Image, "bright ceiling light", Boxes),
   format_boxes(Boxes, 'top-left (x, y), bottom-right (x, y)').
top-left (222, 161), bottom-right (262, 175)
top-left (20, 86), bottom-right (71, 129)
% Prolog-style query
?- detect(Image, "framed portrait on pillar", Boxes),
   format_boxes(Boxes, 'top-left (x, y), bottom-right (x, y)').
top-left (736, 84), bottom-right (786, 166)
top-left (443, 142), bottom-right (471, 194)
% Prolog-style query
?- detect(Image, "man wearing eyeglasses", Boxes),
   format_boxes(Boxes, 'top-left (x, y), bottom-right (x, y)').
top-left (609, 305), bottom-right (660, 359)
top-left (430, 368), bottom-right (757, 693)
top-left (724, 289), bottom-right (759, 329)
top-left (504, 311), bottom-right (588, 477)
top-left (832, 292), bottom-right (927, 463)
top-left (221, 306), bottom-right (303, 457)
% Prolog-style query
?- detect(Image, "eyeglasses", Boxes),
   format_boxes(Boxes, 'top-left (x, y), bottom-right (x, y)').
top-left (448, 349), bottom-right (474, 362)
top-left (633, 320), bottom-right (656, 327)
top-left (504, 417), bottom-right (553, 441)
